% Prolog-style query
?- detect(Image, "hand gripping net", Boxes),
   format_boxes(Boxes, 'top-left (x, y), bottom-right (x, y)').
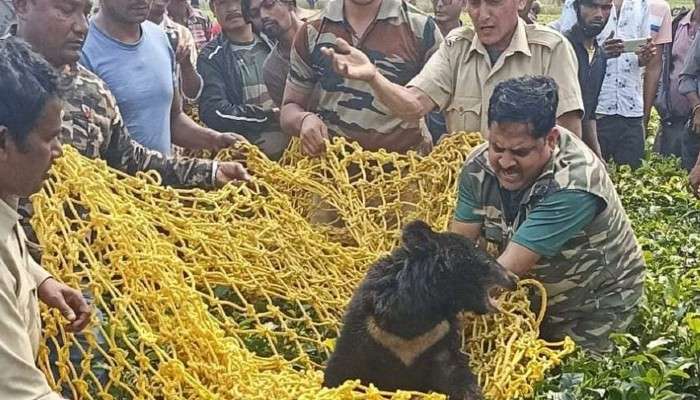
top-left (31, 132), bottom-right (575, 400)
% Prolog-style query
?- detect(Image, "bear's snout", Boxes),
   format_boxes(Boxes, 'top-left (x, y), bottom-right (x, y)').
top-left (489, 264), bottom-right (519, 291)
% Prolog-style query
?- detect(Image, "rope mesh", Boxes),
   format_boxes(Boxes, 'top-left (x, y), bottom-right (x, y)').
top-left (31, 133), bottom-right (575, 400)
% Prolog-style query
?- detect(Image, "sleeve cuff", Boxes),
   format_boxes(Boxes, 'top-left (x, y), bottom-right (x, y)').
top-left (27, 257), bottom-right (52, 288)
top-left (557, 95), bottom-right (584, 117)
top-left (453, 216), bottom-right (483, 224)
top-left (407, 75), bottom-right (450, 112)
top-left (510, 236), bottom-right (553, 258)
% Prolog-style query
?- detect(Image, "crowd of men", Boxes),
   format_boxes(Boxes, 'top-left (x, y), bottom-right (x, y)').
top-left (1, 0), bottom-right (700, 397)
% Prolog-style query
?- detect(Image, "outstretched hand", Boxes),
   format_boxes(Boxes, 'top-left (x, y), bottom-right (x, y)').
top-left (321, 38), bottom-right (377, 82)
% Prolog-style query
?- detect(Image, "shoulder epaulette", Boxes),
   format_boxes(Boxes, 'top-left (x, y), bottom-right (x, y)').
top-left (445, 26), bottom-right (474, 47)
top-left (524, 24), bottom-right (566, 49)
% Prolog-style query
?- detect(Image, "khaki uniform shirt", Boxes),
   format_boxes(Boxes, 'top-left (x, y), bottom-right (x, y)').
top-left (0, 198), bottom-right (63, 400)
top-left (409, 19), bottom-right (584, 136)
top-left (16, 64), bottom-right (216, 258)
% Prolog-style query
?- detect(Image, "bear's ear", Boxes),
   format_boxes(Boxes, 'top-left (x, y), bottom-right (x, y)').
top-left (401, 220), bottom-right (437, 254)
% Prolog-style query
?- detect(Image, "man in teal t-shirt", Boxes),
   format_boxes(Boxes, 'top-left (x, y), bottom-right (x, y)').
top-left (452, 76), bottom-right (645, 353)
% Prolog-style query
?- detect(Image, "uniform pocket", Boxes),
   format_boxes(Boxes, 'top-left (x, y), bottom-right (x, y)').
top-left (445, 96), bottom-right (482, 134)
top-left (483, 216), bottom-right (507, 254)
top-left (68, 111), bottom-right (105, 158)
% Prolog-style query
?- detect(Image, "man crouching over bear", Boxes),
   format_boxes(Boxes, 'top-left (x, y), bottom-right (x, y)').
top-left (323, 220), bottom-right (518, 399)
top-left (323, 75), bottom-right (646, 397)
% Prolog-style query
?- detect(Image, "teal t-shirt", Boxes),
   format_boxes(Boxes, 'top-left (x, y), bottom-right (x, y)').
top-left (455, 185), bottom-right (602, 257)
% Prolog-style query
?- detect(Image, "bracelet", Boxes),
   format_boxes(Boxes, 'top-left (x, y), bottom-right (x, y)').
top-left (299, 112), bottom-right (315, 130)
top-left (211, 160), bottom-right (219, 186)
top-left (693, 104), bottom-right (700, 116)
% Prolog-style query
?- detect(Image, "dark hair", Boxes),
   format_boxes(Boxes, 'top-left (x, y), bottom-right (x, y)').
top-left (241, 0), bottom-right (255, 22)
top-left (241, 0), bottom-right (297, 24)
top-left (241, 0), bottom-right (253, 23)
top-left (0, 38), bottom-right (69, 149)
top-left (487, 75), bottom-right (558, 139)
top-left (574, 0), bottom-right (598, 8)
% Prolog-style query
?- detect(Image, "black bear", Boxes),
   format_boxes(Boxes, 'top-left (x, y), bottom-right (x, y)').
top-left (323, 220), bottom-right (518, 399)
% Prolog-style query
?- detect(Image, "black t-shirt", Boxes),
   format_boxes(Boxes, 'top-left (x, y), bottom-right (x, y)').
top-left (564, 25), bottom-right (607, 121)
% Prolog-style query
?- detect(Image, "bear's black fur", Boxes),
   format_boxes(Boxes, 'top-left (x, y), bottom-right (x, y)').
top-left (323, 220), bottom-right (518, 399)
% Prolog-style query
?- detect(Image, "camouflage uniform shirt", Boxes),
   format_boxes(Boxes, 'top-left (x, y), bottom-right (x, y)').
top-left (287, 0), bottom-right (443, 154)
top-left (456, 130), bottom-right (645, 352)
top-left (161, 14), bottom-right (202, 102)
top-left (56, 64), bottom-right (215, 188)
top-left (19, 64), bottom-right (216, 251)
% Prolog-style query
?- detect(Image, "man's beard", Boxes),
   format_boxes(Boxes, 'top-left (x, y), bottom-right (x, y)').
top-left (581, 22), bottom-right (605, 37)
top-left (262, 23), bottom-right (281, 39)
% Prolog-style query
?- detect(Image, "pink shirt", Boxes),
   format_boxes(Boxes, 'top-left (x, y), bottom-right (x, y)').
top-left (670, 12), bottom-right (699, 116)
top-left (649, 0), bottom-right (672, 44)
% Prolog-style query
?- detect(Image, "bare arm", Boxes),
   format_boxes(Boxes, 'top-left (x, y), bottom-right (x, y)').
top-left (451, 219), bottom-right (541, 276)
top-left (581, 119), bottom-right (603, 160)
top-left (368, 73), bottom-right (437, 121)
top-left (449, 220), bottom-right (482, 241)
top-left (496, 242), bottom-right (541, 276)
top-left (643, 45), bottom-right (663, 129)
top-left (170, 90), bottom-right (240, 151)
top-left (179, 61), bottom-right (203, 100)
top-left (176, 33), bottom-right (203, 100)
top-left (280, 83), bottom-right (314, 136)
top-left (557, 110), bottom-right (583, 137)
top-left (685, 91), bottom-right (700, 134)
top-left (685, 91), bottom-right (700, 196)
top-left (280, 83), bottom-right (329, 156)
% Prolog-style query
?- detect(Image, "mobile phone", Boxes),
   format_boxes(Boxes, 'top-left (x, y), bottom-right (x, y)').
top-left (621, 38), bottom-right (648, 53)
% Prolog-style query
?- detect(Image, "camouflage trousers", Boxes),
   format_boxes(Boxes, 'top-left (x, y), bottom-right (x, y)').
top-left (538, 292), bottom-right (643, 354)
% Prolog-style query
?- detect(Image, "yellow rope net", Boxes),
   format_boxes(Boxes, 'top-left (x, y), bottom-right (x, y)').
top-left (31, 132), bottom-right (575, 400)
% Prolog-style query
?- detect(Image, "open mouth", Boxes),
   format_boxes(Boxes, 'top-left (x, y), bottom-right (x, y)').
top-left (486, 293), bottom-right (501, 312)
top-left (484, 271), bottom-right (519, 312)
top-left (498, 170), bottom-right (521, 184)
